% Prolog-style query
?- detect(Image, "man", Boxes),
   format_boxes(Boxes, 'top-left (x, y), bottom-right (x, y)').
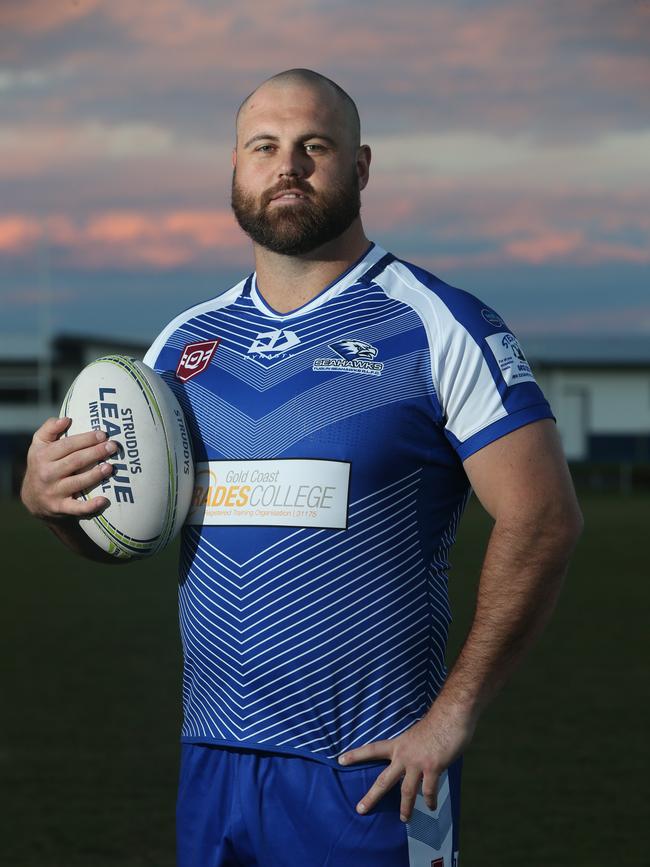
top-left (22, 69), bottom-right (583, 866)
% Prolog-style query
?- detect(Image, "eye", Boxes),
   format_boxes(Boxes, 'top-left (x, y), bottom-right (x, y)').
top-left (305, 143), bottom-right (326, 153)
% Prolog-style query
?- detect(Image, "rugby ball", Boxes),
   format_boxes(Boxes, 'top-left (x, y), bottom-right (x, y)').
top-left (60, 355), bottom-right (194, 559)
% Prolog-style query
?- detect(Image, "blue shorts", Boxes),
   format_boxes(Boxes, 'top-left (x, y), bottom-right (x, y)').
top-left (177, 744), bottom-right (462, 866)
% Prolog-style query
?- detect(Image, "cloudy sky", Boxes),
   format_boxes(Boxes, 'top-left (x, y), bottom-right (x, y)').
top-left (1, 0), bottom-right (649, 344)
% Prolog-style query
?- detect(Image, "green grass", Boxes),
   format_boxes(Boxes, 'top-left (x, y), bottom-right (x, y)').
top-left (448, 494), bottom-right (647, 866)
top-left (1, 494), bottom-right (647, 866)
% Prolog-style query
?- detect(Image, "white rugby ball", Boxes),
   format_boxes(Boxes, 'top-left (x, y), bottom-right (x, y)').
top-left (60, 355), bottom-right (194, 559)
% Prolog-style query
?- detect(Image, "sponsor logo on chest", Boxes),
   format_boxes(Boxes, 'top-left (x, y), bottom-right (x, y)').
top-left (247, 329), bottom-right (301, 359)
top-left (187, 458), bottom-right (351, 529)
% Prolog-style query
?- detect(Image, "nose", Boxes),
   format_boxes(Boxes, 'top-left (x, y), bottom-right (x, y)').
top-left (277, 145), bottom-right (310, 179)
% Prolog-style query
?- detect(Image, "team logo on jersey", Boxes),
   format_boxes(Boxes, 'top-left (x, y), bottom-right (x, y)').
top-left (247, 329), bottom-right (301, 358)
top-left (485, 332), bottom-right (535, 386)
top-left (176, 339), bottom-right (220, 382)
top-left (431, 859), bottom-right (445, 867)
top-left (330, 339), bottom-right (378, 360)
top-left (313, 338), bottom-right (384, 376)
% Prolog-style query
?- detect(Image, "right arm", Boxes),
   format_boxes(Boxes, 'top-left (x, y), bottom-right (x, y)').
top-left (21, 415), bottom-right (126, 564)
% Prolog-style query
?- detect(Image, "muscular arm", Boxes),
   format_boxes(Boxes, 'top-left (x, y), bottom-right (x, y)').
top-left (435, 417), bottom-right (583, 723)
top-left (338, 419), bottom-right (583, 819)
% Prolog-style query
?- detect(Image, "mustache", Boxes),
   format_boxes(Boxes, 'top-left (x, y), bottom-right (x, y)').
top-left (261, 179), bottom-right (315, 207)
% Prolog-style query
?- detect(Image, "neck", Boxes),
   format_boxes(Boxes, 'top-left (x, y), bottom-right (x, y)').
top-left (252, 220), bottom-right (371, 314)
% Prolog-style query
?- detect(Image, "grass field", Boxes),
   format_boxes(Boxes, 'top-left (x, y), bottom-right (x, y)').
top-left (1, 493), bottom-right (647, 866)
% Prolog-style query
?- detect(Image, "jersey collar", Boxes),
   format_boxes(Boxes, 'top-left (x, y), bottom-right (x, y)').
top-left (249, 242), bottom-right (388, 320)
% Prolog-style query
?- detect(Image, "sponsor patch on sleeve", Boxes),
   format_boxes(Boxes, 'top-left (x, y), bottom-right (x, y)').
top-left (481, 307), bottom-right (505, 328)
top-left (485, 332), bottom-right (536, 385)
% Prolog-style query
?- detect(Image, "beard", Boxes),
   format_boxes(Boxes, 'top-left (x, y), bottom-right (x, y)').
top-left (231, 167), bottom-right (361, 256)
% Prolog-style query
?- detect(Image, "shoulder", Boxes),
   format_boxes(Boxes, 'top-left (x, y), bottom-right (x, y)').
top-left (374, 254), bottom-right (508, 347)
top-left (143, 278), bottom-right (248, 369)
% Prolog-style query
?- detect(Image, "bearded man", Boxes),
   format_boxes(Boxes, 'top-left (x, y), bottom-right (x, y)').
top-left (22, 69), bottom-right (582, 867)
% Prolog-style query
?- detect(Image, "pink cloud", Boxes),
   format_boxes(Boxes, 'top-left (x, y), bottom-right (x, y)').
top-left (0, 216), bottom-right (40, 251)
top-left (44, 215), bottom-right (81, 246)
top-left (3, 0), bottom-right (648, 132)
top-left (78, 209), bottom-right (247, 267)
top-left (2, 192), bottom-right (648, 271)
top-left (0, 209), bottom-right (249, 269)
top-left (1, 167), bottom-right (649, 272)
top-left (105, 0), bottom-right (237, 47)
top-left (411, 251), bottom-right (506, 273)
top-left (0, 0), bottom-right (101, 36)
top-left (85, 212), bottom-right (153, 244)
top-left (161, 211), bottom-right (240, 247)
top-left (365, 176), bottom-right (650, 267)
top-left (505, 232), bottom-right (585, 264)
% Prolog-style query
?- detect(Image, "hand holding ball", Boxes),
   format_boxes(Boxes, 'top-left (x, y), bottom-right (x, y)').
top-left (61, 355), bottom-right (194, 559)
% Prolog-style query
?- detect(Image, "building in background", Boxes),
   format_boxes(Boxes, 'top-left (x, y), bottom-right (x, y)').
top-left (1, 333), bottom-right (649, 498)
top-left (0, 334), bottom-right (147, 498)
top-left (527, 336), bottom-right (650, 464)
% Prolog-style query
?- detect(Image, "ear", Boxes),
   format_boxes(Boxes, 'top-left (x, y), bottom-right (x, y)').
top-left (357, 144), bottom-right (371, 191)
top-left (232, 148), bottom-right (237, 168)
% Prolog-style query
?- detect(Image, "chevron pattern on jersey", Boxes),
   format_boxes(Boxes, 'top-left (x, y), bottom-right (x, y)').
top-left (141, 243), bottom-right (555, 771)
top-left (177, 469), bottom-right (455, 759)
top-left (158, 283), bottom-right (422, 391)
top-left (163, 306), bottom-right (422, 391)
top-left (163, 346), bottom-right (434, 459)
top-left (195, 286), bottom-right (404, 362)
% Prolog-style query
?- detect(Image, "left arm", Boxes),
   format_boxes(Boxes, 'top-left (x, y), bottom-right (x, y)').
top-left (338, 419), bottom-right (583, 821)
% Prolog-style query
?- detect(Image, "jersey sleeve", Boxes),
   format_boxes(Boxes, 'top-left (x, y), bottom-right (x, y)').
top-left (428, 284), bottom-right (554, 460)
top-left (385, 259), bottom-right (554, 462)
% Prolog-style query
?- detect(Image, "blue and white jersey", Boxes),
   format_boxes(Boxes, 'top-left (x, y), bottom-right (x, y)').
top-left (144, 243), bottom-right (553, 767)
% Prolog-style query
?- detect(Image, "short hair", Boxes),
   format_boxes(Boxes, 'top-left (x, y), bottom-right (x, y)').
top-left (236, 68), bottom-right (361, 147)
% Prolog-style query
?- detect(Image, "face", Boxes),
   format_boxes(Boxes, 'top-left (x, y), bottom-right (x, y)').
top-left (231, 82), bottom-right (369, 256)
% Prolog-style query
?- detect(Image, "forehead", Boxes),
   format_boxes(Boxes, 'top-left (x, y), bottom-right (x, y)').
top-left (237, 82), bottom-right (348, 143)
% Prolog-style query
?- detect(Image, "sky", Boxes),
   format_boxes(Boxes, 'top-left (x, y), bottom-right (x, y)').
top-left (1, 0), bottom-right (649, 345)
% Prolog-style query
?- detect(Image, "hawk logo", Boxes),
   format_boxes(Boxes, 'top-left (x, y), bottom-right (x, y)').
top-left (330, 339), bottom-right (378, 360)
top-left (176, 339), bottom-right (220, 382)
top-left (248, 329), bottom-right (301, 356)
top-left (313, 337), bottom-right (384, 377)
